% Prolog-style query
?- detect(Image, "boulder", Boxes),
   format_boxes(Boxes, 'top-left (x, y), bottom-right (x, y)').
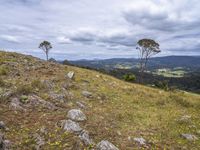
top-left (96, 140), bottom-right (119, 150)
top-left (82, 91), bottom-right (92, 98)
top-left (181, 134), bottom-right (198, 141)
top-left (67, 71), bottom-right (75, 79)
top-left (133, 137), bottom-right (146, 145)
top-left (63, 120), bottom-right (82, 133)
top-left (79, 130), bottom-right (94, 146)
top-left (67, 109), bottom-right (86, 121)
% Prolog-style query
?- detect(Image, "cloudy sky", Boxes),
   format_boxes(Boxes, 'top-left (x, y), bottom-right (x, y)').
top-left (0, 0), bottom-right (200, 60)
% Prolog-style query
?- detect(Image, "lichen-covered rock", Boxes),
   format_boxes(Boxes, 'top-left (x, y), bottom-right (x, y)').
top-left (63, 120), bottom-right (82, 133)
top-left (79, 130), bottom-right (94, 146)
top-left (67, 109), bottom-right (86, 121)
top-left (96, 140), bottom-right (119, 150)
top-left (82, 91), bottom-right (92, 98)
top-left (133, 137), bottom-right (146, 145)
top-left (181, 134), bottom-right (198, 141)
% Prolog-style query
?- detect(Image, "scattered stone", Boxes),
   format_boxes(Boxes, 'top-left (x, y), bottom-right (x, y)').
top-left (134, 137), bottom-right (146, 145)
top-left (96, 140), bottom-right (119, 150)
top-left (67, 71), bottom-right (75, 79)
top-left (181, 134), bottom-right (198, 141)
top-left (178, 115), bottom-right (191, 123)
top-left (48, 92), bottom-right (67, 103)
top-left (26, 95), bottom-right (57, 110)
top-left (3, 140), bottom-right (11, 150)
top-left (76, 101), bottom-right (87, 109)
top-left (9, 98), bottom-right (25, 111)
top-left (67, 109), bottom-right (87, 121)
top-left (63, 120), bottom-right (82, 133)
top-left (40, 126), bottom-right (48, 135)
top-left (33, 133), bottom-right (45, 150)
top-left (0, 121), bottom-right (5, 130)
top-left (82, 91), bottom-right (92, 98)
top-left (79, 130), bottom-right (94, 146)
top-left (117, 131), bottom-right (122, 136)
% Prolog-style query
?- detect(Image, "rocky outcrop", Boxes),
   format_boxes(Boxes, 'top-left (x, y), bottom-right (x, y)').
top-left (79, 130), bottom-right (94, 146)
top-left (63, 120), bottom-right (82, 133)
top-left (67, 109), bottom-right (87, 121)
top-left (96, 140), bottom-right (119, 150)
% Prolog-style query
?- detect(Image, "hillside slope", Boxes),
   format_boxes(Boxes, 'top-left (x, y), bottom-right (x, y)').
top-left (0, 51), bottom-right (200, 150)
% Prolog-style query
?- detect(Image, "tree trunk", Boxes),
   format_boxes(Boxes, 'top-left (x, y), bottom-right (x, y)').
top-left (46, 52), bottom-right (48, 61)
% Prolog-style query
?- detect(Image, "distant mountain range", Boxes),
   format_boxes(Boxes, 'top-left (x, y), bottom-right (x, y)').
top-left (70, 56), bottom-right (200, 70)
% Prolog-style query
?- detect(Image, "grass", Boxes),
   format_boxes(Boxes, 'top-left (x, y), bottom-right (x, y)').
top-left (0, 51), bottom-right (200, 149)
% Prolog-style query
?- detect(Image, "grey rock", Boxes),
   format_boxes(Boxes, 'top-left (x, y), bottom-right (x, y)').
top-left (181, 134), bottom-right (198, 141)
top-left (63, 120), bottom-right (82, 133)
top-left (76, 101), bottom-right (87, 109)
top-left (33, 133), bottom-right (45, 150)
top-left (67, 71), bottom-right (75, 79)
top-left (67, 109), bottom-right (86, 121)
top-left (48, 92), bottom-right (67, 103)
top-left (82, 91), bottom-right (92, 98)
top-left (2, 140), bottom-right (11, 150)
top-left (0, 121), bottom-right (5, 130)
top-left (133, 137), bottom-right (146, 145)
top-left (9, 98), bottom-right (25, 111)
top-left (96, 140), bottom-right (119, 150)
top-left (79, 130), bottom-right (94, 146)
top-left (27, 95), bottom-right (56, 110)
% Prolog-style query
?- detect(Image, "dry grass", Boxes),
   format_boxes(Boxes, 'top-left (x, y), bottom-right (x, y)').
top-left (0, 51), bottom-right (200, 149)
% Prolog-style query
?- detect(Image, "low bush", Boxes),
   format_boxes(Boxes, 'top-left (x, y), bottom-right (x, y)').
top-left (123, 74), bottom-right (136, 82)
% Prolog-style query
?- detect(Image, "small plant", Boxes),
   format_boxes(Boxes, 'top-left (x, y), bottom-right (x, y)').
top-left (20, 95), bottom-right (29, 104)
top-left (123, 74), bottom-right (136, 82)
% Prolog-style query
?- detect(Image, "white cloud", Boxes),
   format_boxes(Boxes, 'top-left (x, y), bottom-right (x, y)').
top-left (0, 0), bottom-right (199, 59)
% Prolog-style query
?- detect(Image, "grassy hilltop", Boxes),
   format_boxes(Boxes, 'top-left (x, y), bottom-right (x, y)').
top-left (0, 51), bottom-right (200, 149)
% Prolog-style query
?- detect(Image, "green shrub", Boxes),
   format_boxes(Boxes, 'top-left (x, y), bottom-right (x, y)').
top-left (154, 80), bottom-right (169, 91)
top-left (20, 95), bottom-right (29, 103)
top-left (123, 74), bottom-right (136, 82)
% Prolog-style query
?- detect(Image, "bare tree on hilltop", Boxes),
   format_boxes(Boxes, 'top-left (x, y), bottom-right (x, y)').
top-left (39, 41), bottom-right (52, 61)
top-left (136, 39), bottom-right (161, 82)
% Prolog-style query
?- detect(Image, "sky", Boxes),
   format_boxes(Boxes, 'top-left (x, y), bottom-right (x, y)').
top-left (0, 0), bottom-right (200, 60)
